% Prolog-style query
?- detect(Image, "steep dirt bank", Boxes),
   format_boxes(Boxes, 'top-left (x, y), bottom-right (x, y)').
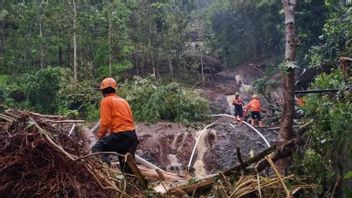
top-left (199, 63), bottom-right (283, 115)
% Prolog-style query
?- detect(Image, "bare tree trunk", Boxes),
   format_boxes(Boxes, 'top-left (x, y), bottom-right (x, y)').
top-left (58, 46), bottom-right (63, 65)
top-left (148, 38), bottom-right (156, 77)
top-left (246, 20), bottom-right (256, 59)
top-left (39, 17), bottom-right (44, 69)
top-left (73, 0), bottom-right (77, 82)
top-left (136, 50), bottom-right (139, 76)
top-left (279, 0), bottom-right (297, 142)
top-left (108, 19), bottom-right (112, 76)
top-left (200, 50), bottom-right (205, 86)
top-left (168, 53), bottom-right (173, 80)
top-left (1, 21), bottom-right (4, 68)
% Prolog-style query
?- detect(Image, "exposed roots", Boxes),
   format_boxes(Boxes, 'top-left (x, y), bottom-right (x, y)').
top-left (0, 111), bottom-right (122, 198)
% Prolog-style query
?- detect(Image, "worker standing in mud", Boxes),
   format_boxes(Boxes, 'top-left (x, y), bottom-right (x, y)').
top-left (244, 94), bottom-right (265, 127)
top-left (92, 77), bottom-right (139, 174)
top-left (233, 92), bottom-right (245, 123)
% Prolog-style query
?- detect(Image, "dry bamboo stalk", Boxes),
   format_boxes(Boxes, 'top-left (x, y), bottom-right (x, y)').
top-left (230, 175), bottom-right (296, 197)
top-left (46, 119), bottom-right (85, 123)
top-left (257, 172), bottom-right (262, 198)
top-left (28, 111), bottom-right (66, 118)
top-left (3, 111), bottom-right (20, 119)
top-left (125, 153), bottom-right (148, 189)
top-left (265, 156), bottom-right (291, 198)
top-left (0, 114), bottom-right (16, 122)
top-left (29, 117), bottom-right (124, 194)
top-left (29, 117), bottom-right (76, 161)
top-left (219, 172), bottom-right (232, 192)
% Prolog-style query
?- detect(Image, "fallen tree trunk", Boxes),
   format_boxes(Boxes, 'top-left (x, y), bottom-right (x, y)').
top-left (79, 125), bottom-right (98, 151)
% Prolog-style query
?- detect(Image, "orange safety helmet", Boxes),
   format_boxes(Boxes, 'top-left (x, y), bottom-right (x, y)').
top-left (100, 77), bottom-right (117, 90)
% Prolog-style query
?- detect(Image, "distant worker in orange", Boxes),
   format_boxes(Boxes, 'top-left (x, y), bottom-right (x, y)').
top-left (295, 95), bottom-right (305, 107)
top-left (244, 94), bottom-right (265, 127)
top-left (92, 77), bottom-right (139, 174)
top-left (233, 92), bottom-right (245, 123)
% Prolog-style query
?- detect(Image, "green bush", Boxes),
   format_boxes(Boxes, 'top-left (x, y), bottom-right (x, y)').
top-left (24, 67), bottom-right (67, 114)
top-left (0, 75), bottom-right (10, 103)
top-left (0, 85), bottom-right (8, 103)
top-left (119, 76), bottom-right (210, 124)
top-left (58, 79), bottom-right (101, 120)
top-left (299, 70), bottom-right (352, 195)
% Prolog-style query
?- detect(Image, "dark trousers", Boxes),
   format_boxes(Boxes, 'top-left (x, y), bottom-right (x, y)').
top-left (234, 105), bottom-right (244, 117)
top-left (92, 131), bottom-right (138, 174)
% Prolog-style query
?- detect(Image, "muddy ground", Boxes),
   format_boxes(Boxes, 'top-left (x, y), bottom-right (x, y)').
top-left (136, 118), bottom-right (277, 177)
top-left (136, 63), bottom-right (281, 178)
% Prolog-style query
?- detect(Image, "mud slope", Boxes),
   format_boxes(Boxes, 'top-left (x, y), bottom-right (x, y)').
top-left (136, 63), bottom-right (281, 177)
top-left (136, 118), bottom-right (277, 177)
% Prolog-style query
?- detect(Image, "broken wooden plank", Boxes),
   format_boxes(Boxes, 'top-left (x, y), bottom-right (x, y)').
top-left (125, 153), bottom-right (148, 189)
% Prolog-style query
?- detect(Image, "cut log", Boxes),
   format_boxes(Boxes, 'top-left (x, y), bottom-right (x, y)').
top-left (79, 126), bottom-right (98, 152)
top-left (125, 153), bottom-right (148, 189)
top-left (138, 166), bottom-right (184, 181)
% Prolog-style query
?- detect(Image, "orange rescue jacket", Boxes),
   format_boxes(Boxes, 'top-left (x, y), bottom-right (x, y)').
top-left (98, 93), bottom-right (135, 139)
top-left (296, 97), bottom-right (305, 107)
top-left (245, 98), bottom-right (261, 112)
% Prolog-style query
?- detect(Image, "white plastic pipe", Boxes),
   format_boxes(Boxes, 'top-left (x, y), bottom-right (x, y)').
top-left (210, 114), bottom-right (271, 148)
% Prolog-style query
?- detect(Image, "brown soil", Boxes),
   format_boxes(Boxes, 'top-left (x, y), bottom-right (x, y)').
top-left (136, 63), bottom-right (281, 177)
top-left (136, 118), bottom-right (277, 177)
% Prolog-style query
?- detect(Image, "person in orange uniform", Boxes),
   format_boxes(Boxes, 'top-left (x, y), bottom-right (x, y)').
top-left (233, 92), bottom-right (245, 123)
top-left (295, 95), bottom-right (305, 107)
top-left (92, 77), bottom-right (139, 174)
top-left (244, 94), bottom-right (264, 127)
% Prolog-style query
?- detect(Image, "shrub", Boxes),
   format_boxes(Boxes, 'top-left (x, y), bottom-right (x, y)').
top-left (119, 76), bottom-right (210, 124)
top-left (299, 70), bottom-right (352, 196)
top-left (58, 79), bottom-right (101, 120)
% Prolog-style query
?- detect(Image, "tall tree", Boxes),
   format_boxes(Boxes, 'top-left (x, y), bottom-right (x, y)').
top-left (278, 0), bottom-right (297, 141)
top-left (38, 0), bottom-right (44, 69)
top-left (72, 0), bottom-right (77, 82)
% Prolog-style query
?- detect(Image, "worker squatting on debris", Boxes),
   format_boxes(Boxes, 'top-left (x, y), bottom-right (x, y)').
top-left (232, 92), bottom-right (245, 123)
top-left (244, 94), bottom-right (265, 127)
top-left (92, 77), bottom-right (139, 174)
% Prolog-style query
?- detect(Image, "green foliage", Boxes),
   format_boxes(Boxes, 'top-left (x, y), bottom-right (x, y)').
top-left (203, 0), bottom-right (327, 66)
top-left (344, 171), bottom-right (352, 179)
top-left (305, 4), bottom-right (352, 67)
top-left (0, 75), bottom-right (9, 102)
top-left (204, 0), bottom-right (283, 66)
top-left (24, 67), bottom-right (66, 114)
top-left (120, 76), bottom-right (210, 124)
top-left (294, 149), bottom-right (334, 187)
top-left (301, 6), bottom-right (352, 194)
top-left (58, 79), bottom-right (100, 120)
top-left (300, 69), bottom-right (352, 195)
